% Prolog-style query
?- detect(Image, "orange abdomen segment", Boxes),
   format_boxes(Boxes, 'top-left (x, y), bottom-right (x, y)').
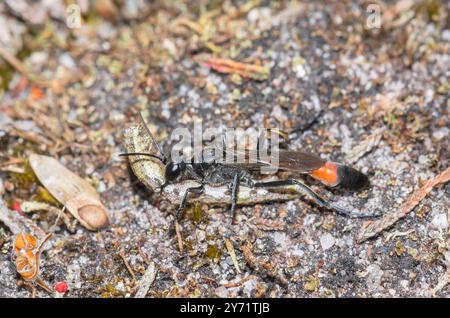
top-left (309, 162), bottom-right (339, 187)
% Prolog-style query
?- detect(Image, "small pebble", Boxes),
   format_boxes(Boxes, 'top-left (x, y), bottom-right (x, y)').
top-left (320, 233), bottom-right (335, 251)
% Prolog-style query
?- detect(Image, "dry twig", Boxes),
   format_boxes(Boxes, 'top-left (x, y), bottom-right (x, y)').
top-left (358, 167), bottom-right (450, 243)
top-left (0, 46), bottom-right (49, 87)
top-left (225, 239), bottom-right (241, 274)
top-left (134, 262), bottom-right (157, 298)
top-left (174, 220), bottom-right (184, 253)
top-left (241, 241), bottom-right (288, 285)
top-left (118, 251), bottom-right (137, 283)
top-left (204, 58), bottom-right (269, 80)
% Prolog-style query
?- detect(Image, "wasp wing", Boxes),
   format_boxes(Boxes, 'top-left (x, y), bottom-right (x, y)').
top-left (271, 149), bottom-right (326, 172)
top-left (222, 148), bottom-right (326, 173)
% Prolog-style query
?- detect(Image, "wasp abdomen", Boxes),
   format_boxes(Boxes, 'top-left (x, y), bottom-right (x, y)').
top-left (336, 164), bottom-right (369, 191)
top-left (309, 162), bottom-right (368, 191)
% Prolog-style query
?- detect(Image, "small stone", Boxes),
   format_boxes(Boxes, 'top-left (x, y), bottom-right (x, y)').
top-left (242, 278), bottom-right (258, 296)
top-left (116, 281), bottom-right (125, 292)
top-left (262, 86), bottom-right (272, 96)
top-left (230, 73), bottom-right (242, 85)
top-left (206, 82), bottom-right (218, 95)
top-left (432, 127), bottom-right (449, 141)
top-left (292, 55), bottom-right (307, 78)
top-left (231, 88), bottom-right (241, 101)
top-left (97, 181), bottom-right (107, 193)
top-left (122, 0), bottom-right (147, 20)
top-left (59, 53), bottom-right (76, 69)
top-left (400, 280), bottom-right (409, 289)
top-left (320, 233), bottom-right (335, 250)
top-left (442, 29), bottom-right (450, 42)
top-left (271, 105), bottom-right (287, 122)
top-left (247, 7), bottom-right (272, 25)
top-left (365, 264), bottom-right (383, 292)
top-left (29, 51), bottom-right (48, 66)
top-left (431, 213), bottom-right (448, 231)
top-left (214, 286), bottom-right (229, 298)
top-left (162, 39), bottom-right (177, 57)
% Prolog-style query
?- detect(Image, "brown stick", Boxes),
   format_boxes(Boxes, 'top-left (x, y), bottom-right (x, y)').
top-left (174, 220), bottom-right (184, 253)
top-left (357, 167), bottom-right (450, 243)
top-left (119, 251), bottom-right (137, 283)
top-left (0, 46), bottom-right (49, 87)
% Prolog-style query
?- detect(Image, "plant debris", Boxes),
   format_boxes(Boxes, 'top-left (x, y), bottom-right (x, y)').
top-left (357, 167), bottom-right (450, 243)
top-left (204, 57), bottom-right (270, 81)
top-left (135, 261), bottom-right (157, 298)
top-left (29, 154), bottom-right (110, 231)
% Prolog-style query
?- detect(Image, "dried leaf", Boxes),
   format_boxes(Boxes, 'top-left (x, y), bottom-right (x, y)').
top-left (29, 154), bottom-right (109, 231)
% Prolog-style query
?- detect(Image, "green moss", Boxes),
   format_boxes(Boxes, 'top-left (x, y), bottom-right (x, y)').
top-left (304, 275), bottom-right (319, 292)
top-left (9, 160), bottom-right (38, 190)
top-left (84, 9), bottom-right (103, 25)
top-left (416, 0), bottom-right (443, 21)
top-left (184, 239), bottom-right (194, 251)
top-left (108, 60), bottom-right (123, 75)
top-left (205, 244), bottom-right (223, 261)
top-left (0, 46), bottom-right (32, 93)
top-left (100, 284), bottom-right (117, 298)
top-left (186, 203), bottom-right (206, 223)
top-left (0, 64), bottom-right (14, 92)
top-left (17, 47), bottom-right (32, 60)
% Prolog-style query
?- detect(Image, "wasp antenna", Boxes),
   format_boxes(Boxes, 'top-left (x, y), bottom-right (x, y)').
top-left (119, 152), bottom-right (165, 162)
top-left (138, 111), bottom-right (168, 163)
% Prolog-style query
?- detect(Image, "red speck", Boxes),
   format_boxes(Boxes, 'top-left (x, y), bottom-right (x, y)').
top-left (30, 85), bottom-right (44, 100)
top-left (11, 201), bottom-right (24, 216)
top-left (317, 259), bottom-right (325, 269)
top-left (54, 282), bottom-right (69, 293)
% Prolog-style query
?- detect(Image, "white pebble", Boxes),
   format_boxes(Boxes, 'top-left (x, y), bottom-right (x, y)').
top-left (431, 213), bottom-right (448, 231)
top-left (320, 233), bottom-right (335, 250)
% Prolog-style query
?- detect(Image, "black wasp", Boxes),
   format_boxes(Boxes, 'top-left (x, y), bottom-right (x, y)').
top-left (121, 113), bottom-right (372, 224)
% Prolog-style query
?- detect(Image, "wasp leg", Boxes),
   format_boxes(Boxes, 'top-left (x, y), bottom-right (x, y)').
top-left (230, 173), bottom-right (240, 225)
top-left (253, 179), bottom-right (376, 218)
top-left (176, 185), bottom-right (205, 220)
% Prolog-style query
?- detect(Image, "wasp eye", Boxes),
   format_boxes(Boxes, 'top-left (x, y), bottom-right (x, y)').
top-left (165, 162), bottom-right (182, 181)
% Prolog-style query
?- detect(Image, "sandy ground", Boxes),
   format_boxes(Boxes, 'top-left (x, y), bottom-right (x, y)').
top-left (0, 0), bottom-right (449, 297)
